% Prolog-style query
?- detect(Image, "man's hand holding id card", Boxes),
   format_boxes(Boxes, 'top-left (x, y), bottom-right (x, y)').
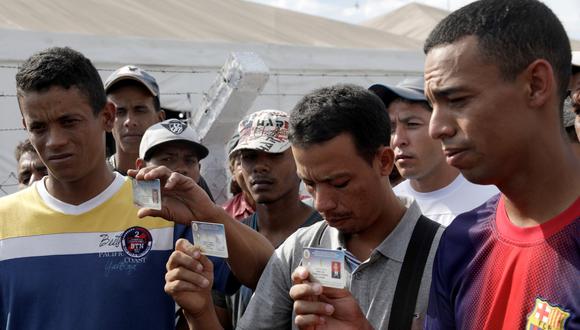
top-left (302, 247), bottom-right (346, 289)
top-left (131, 178), bottom-right (162, 210)
top-left (191, 221), bottom-right (229, 258)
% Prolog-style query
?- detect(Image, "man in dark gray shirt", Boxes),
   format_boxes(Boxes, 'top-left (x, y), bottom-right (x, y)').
top-left (163, 84), bottom-right (443, 330)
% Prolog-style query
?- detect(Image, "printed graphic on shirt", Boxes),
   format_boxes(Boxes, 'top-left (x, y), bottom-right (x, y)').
top-left (526, 298), bottom-right (571, 330)
top-left (121, 226), bottom-right (153, 258)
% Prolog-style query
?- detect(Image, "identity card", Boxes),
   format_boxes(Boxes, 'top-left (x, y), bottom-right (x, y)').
top-left (191, 221), bottom-right (229, 258)
top-left (131, 178), bottom-right (162, 210)
top-left (302, 247), bottom-right (346, 289)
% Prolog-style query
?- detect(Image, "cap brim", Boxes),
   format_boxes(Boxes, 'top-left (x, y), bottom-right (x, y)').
top-left (105, 75), bottom-right (158, 96)
top-left (145, 139), bottom-right (209, 160)
top-left (229, 138), bottom-right (291, 156)
top-left (369, 84), bottom-right (426, 107)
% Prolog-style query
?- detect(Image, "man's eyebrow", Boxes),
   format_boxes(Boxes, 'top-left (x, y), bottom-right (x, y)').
top-left (394, 113), bottom-right (423, 122)
top-left (300, 172), bottom-right (350, 183)
top-left (430, 86), bottom-right (466, 98)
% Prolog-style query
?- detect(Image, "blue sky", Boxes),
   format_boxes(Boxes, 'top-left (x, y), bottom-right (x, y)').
top-left (245, 0), bottom-right (580, 40)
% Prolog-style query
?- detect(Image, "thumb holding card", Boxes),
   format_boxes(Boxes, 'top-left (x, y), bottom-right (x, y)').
top-left (290, 266), bottom-right (373, 330)
top-left (127, 165), bottom-right (222, 225)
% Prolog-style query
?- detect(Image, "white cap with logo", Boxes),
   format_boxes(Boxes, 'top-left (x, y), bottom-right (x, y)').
top-left (139, 119), bottom-right (209, 160)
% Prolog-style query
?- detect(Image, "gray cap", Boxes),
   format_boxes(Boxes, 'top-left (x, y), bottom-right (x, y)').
top-left (139, 119), bottom-right (209, 160)
top-left (104, 65), bottom-right (159, 96)
top-left (369, 76), bottom-right (426, 107)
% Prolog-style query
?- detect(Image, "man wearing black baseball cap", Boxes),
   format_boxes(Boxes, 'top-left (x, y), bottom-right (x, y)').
top-left (105, 65), bottom-right (165, 175)
top-left (370, 77), bottom-right (498, 226)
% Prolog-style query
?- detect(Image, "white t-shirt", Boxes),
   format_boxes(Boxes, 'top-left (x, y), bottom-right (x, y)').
top-left (393, 174), bottom-right (499, 226)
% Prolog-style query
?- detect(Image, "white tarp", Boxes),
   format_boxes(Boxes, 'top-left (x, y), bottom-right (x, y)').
top-left (0, 29), bottom-right (425, 199)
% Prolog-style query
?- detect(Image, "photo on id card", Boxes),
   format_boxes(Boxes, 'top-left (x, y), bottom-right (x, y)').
top-left (302, 247), bottom-right (346, 289)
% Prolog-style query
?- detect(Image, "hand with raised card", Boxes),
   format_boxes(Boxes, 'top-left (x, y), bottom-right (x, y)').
top-left (289, 266), bottom-right (373, 330)
top-left (165, 239), bottom-right (222, 329)
top-left (127, 165), bottom-right (223, 225)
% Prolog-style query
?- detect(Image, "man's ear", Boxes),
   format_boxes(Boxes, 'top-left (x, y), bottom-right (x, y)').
top-left (524, 59), bottom-right (554, 109)
top-left (158, 110), bottom-right (166, 121)
top-left (135, 158), bottom-right (145, 170)
top-left (101, 101), bottom-right (116, 132)
top-left (376, 146), bottom-right (395, 177)
top-left (21, 117), bottom-right (27, 130)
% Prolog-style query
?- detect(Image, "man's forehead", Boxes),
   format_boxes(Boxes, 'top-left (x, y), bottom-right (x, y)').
top-left (153, 141), bottom-right (198, 155)
top-left (293, 146), bottom-right (352, 181)
top-left (424, 38), bottom-right (494, 95)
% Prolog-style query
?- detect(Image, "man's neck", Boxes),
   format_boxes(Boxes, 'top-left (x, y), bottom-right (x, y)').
top-left (115, 150), bottom-right (138, 174)
top-left (410, 163), bottom-right (460, 193)
top-left (345, 190), bottom-right (407, 262)
top-left (255, 193), bottom-right (313, 247)
top-left (500, 138), bottom-right (580, 227)
top-left (45, 163), bottom-right (116, 205)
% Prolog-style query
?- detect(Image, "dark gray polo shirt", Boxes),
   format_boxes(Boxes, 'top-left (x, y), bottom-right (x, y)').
top-left (237, 197), bottom-right (443, 330)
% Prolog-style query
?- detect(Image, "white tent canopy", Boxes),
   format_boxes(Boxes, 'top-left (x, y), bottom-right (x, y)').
top-left (0, 0), bottom-right (420, 49)
top-left (0, 26), bottom-right (424, 198)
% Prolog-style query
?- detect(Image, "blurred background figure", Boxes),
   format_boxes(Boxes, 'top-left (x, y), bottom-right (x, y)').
top-left (14, 139), bottom-right (47, 189)
top-left (569, 51), bottom-right (580, 143)
top-left (370, 77), bottom-right (498, 226)
top-left (222, 132), bottom-right (256, 221)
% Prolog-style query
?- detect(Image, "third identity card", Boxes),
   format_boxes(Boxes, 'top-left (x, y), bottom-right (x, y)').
top-left (131, 178), bottom-right (162, 210)
top-left (302, 247), bottom-right (346, 289)
top-left (191, 221), bottom-right (228, 258)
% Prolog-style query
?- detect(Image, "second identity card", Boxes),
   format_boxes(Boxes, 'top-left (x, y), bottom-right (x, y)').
top-left (191, 221), bottom-right (228, 258)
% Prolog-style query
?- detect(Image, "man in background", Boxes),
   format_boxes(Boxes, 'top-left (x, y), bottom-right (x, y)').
top-left (137, 118), bottom-right (214, 200)
top-left (370, 78), bottom-right (498, 226)
top-left (214, 110), bottom-right (322, 329)
top-left (222, 132), bottom-right (256, 220)
top-left (105, 65), bottom-right (165, 175)
top-left (14, 139), bottom-right (47, 189)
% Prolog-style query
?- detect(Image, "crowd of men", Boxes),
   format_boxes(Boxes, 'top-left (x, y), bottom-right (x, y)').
top-left (1, 0), bottom-right (578, 329)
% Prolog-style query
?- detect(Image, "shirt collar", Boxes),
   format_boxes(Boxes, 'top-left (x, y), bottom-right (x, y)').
top-left (375, 196), bottom-right (422, 262)
top-left (323, 196), bottom-right (422, 263)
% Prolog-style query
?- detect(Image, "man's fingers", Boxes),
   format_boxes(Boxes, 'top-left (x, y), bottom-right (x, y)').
top-left (294, 314), bottom-right (326, 328)
top-left (196, 250), bottom-right (214, 275)
top-left (318, 286), bottom-right (351, 300)
top-left (164, 278), bottom-right (207, 295)
top-left (163, 171), bottom-right (192, 190)
top-left (291, 266), bottom-right (311, 284)
top-left (289, 282), bottom-right (323, 300)
top-left (166, 249), bottom-right (203, 274)
top-left (136, 208), bottom-right (162, 219)
top-left (126, 168), bottom-right (138, 178)
top-left (293, 300), bottom-right (334, 316)
top-left (165, 267), bottom-right (210, 289)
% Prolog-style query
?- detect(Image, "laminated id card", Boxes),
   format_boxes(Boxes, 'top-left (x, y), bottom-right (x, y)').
top-left (131, 178), bottom-right (161, 210)
top-left (302, 247), bottom-right (346, 289)
top-left (191, 221), bottom-right (228, 258)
